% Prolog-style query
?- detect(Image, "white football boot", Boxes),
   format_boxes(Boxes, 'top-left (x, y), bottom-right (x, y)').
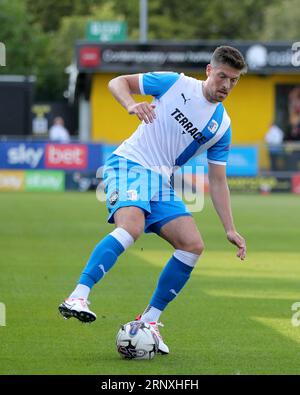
top-left (58, 298), bottom-right (97, 323)
top-left (148, 321), bottom-right (170, 354)
top-left (136, 314), bottom-right (169, 354)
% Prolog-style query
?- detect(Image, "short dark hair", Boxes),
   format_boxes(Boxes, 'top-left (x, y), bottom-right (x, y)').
top-left (211, 46), bottom-right (247, 74)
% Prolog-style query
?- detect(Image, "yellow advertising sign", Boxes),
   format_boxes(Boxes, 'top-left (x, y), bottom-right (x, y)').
top-left (0, 170), bottom-right (25, 191)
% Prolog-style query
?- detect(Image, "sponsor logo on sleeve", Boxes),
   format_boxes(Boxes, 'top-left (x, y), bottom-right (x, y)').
top-left (208, 120), bottom-right (219, 134)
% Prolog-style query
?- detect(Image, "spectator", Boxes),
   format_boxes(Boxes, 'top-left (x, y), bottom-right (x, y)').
top-left (285, 86), bottom-right (300, 141)
top-left (49, 116), bottom-right (71, 143)
top-left (264, 122), bottom-right (284, 171)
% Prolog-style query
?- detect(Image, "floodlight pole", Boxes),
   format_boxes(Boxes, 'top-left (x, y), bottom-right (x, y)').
top-left (140, 0), bottom-right (148, 43)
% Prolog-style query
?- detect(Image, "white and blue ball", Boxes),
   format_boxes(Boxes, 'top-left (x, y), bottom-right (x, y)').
top-left (116, 321), bottom-right (159, 360)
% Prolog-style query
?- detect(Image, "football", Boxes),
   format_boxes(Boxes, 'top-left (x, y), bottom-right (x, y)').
top-left (116, 320), bottom-right (159, 360)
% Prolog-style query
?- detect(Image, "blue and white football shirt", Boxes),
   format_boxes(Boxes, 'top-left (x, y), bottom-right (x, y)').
top-left (114, 72), bottom-right (231, 177)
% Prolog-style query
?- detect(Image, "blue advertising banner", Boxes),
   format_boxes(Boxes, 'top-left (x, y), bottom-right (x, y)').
top-left (0, 142), bottom-right (258, 176)
top-left (0, 141), bottom-right (103, 172)
top-left (87, 143), bottom-right (103, 171)
top-left (227, 146), bottom-right (258, 176)
top-left (101, 144), bottom-right (118, 163)
top-left (65, 171), bottom-right (100, 191)
top-left (0, 142), bottom-right (45, 169)
top-left (183, 145), bottom-right (258, 177)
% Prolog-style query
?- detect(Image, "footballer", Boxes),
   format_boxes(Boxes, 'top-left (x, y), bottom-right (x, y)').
top-left (59, 45), bottom-right (247, 354)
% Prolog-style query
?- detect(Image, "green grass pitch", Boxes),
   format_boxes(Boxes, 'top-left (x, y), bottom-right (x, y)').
top-left (0, 192), bottom-right (300, 375)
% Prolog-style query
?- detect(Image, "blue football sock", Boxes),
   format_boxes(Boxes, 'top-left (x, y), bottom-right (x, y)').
top-left (78, 235), bottom-right (125, 289)
top-left (149, 255), bottom-right (194, 311)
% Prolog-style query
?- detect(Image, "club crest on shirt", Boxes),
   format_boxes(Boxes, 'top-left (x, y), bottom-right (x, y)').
top-left (109, 190), bottom-right (119, 206)
top-left (208, 120), bottom-right (219, 134)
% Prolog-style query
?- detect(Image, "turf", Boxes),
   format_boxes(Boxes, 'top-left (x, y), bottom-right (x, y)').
top-left (0, 192), bottom-right (300, 375)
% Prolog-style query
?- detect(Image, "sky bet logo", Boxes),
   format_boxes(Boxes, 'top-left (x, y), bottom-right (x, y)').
top-left (8, 144), bottom-right (44, 168)
top-left (6, 144), bottom-right (87, 169)
top-left (45, 144), bottom-right (87, 169)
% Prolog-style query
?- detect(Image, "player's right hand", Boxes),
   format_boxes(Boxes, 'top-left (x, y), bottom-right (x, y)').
top-left (127, 102), bottom-right (156, 124)
top-left (226, 230), bottom-right (247, 261)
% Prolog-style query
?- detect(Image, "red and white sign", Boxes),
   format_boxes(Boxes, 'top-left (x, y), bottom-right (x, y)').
top-left (45, 144), bottom-right (88, 169)
top-left (79, 46), bottom-right (101, 68)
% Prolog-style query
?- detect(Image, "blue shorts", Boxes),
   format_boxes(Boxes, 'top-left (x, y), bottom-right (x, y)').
top-left (102, 154), bottom-right (191, 234)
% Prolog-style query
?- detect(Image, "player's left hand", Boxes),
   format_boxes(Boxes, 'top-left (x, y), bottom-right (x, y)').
top-left (226, 230), bottom-right (246, 261)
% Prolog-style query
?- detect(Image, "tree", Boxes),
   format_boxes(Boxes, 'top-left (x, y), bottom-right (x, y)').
top-left (25, 0), bottom-right (98, 32)
top-left (40, 1), bottom-right (124, 100)
top-left (0, 0), bottom-right (46, 75)
top-left (52, 0), bottom-right (124, 64)
top-left (1, 0), bottom-right (287, 100)
top-left (112, 0), bottom-right (280, 40)
top-left (261, 0), bottom-right (300, 40)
